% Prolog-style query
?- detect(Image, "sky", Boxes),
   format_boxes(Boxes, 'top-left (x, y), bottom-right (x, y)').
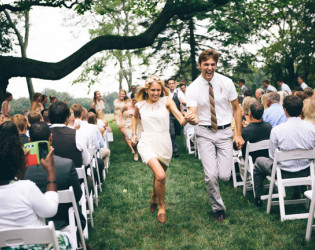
top-left (6, 6), bottom-right (149, 99)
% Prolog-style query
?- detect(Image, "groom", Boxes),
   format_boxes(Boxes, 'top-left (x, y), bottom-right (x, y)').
top-left (186, 49), bottom-right (244, 222)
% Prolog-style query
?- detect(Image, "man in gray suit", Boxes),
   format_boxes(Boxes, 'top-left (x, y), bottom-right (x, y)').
top-left (24, 122), bottom-right (86, 231)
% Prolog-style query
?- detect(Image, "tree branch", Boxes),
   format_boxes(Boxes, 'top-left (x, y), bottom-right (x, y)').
top-left (0, 0), bottom-right (229, 83)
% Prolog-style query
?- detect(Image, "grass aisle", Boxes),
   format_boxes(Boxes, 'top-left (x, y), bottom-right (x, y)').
top-left (88, 124), bottom-right (315, 249)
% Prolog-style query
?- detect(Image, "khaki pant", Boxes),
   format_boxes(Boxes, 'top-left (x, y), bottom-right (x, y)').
top-left (196, 126), bottom-right (233, 212)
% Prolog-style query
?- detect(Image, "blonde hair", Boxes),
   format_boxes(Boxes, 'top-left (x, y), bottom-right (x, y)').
top-left (261, 94), bottom-right (268, 109)
top-left (242, 97), bottom-right (256, 115)
top-left (278, 90), bottom-right (289, 106)
top-left (12, 114), bottom-right (27, 132)
top-left (119, 89), bottom-right (130, 103)
top-left (303, 98), bottom-right (315, 125)
top-left (137, 75), bottom-right (169, 101)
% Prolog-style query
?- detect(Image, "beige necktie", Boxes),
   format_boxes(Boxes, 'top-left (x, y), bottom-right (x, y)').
top-left (209, 82), bottom-right (218, 132)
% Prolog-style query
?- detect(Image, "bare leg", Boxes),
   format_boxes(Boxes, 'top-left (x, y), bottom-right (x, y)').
top-left (147, 158), bottom-right (166, 221)
top-left (120, 127), bottom-right (135, 154)
top-left (133, 144), bottom-right (139, 161)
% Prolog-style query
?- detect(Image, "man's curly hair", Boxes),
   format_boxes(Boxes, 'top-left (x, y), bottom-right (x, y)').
top-left (0, 135), bottom-right (25, 181)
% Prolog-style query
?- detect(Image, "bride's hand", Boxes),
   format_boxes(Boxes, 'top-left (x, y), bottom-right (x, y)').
top-left (131, 135), bottom-right (137, 146)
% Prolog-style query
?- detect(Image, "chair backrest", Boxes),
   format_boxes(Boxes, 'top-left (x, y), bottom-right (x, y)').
top-left (245, 139), bottom-right (269, 156)
top-left (274, 148), bottom-right (315, 162)
top-left (0, 221), bottom-right (59, 249)
top-left (58, 187), bottom-right (86, 250)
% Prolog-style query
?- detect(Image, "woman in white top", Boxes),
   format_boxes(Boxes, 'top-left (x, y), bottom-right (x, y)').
top-left (0, 126), bottom-right (71, 249)
top-left (120, 92), bottom-right (142, 161)
top-left (114, 89), bottom-right (130, 146)
top-left (91, 90), bottom-right (106, 112)
top-left (1, 91), bottom-right (13, 119)
top-left (131, 75), bottom-right (196, 223)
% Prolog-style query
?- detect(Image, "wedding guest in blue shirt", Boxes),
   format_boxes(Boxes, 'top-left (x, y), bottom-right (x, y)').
top-left (262, 92), bottom-right (287, 127)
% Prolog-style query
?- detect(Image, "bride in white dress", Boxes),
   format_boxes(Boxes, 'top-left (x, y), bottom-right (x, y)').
top-left (131, 75), bottom-right (197, 223)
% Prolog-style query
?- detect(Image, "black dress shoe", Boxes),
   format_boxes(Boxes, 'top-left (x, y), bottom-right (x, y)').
top-left (254, 198), bottom-right (262, 207)
top-left (214, 210), bottom-right (225, 223)
top-left (173, 153), bottom-right (179, 158)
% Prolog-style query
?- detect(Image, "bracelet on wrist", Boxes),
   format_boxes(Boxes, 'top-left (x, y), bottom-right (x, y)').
top-left (47, 180), bottom-right (57, 185)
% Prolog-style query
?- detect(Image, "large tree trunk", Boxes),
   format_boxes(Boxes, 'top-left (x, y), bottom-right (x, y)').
top-left (188, 18), bottom-right (198, 81)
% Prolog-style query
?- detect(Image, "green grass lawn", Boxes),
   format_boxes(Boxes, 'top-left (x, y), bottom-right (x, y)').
top-left (87, 123), bottom-right (315, 249)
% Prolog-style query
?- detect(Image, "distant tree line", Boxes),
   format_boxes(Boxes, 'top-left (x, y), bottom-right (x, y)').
top-left (10, 88), bottom-right (118, 115)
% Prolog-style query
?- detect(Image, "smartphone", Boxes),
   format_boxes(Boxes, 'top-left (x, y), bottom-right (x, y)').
top-left (24, 141), bottom-right (49, 166)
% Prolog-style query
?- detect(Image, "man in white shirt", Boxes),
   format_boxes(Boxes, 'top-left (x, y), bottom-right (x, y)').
top-left (253, 95), bottom-right (315, 206)
top-left (276, 79), bottom-right (291, 95)
top-left (178, 82), bottom-right (188, 113)
top-left (263, 79), bottom-right (277, 92)
top-left (186, 49), bottom-right (244, 222)
top-left (297, 76), bottom-right (308, 90)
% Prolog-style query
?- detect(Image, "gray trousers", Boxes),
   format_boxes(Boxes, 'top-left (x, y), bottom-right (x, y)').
top-left (196, 126), bottom-right (233, 212)
top-left (254, 157), bottom-right (310, 198)
top-left (169, 117), bottom-right (178, 155)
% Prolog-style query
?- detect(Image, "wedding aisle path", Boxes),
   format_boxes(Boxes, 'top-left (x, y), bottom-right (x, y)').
top-left (87, 123), bottom-right (314, 249)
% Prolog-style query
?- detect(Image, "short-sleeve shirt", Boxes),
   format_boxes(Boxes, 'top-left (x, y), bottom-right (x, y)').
top-left (300, 82), bottom-right (308, 90)
top-left (266, 85), bottom-right (277, 92)
top-left (281, 83), bottom-right (291, 95)
top-left (186, 73), bottom-right (238, 126)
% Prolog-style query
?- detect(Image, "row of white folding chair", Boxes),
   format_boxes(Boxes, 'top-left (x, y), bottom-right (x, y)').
top-left (88, 146), bottom-right (102, 194)
top-left (76, 165), bottom-right (94, 239)
top-left (58, 186), bottom-right (86, 250)
top-left (242, 140), bottom-right (270, 197)
top-left (266, 148), bottom-right (315, 221)
top-left (305, 189), bottom-right (315, 241)
top-left (231, 150), bottom-right (243, 188)
top-left (0, 221), bottom-right (60, 250)
top-left (184, 125), bottom-right (196, 154)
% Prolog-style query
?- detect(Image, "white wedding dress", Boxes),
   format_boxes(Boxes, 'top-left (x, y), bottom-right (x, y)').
top-left (136, 96), bottom-right (172, 167)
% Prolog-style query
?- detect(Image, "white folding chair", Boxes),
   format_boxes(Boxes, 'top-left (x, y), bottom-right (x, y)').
top-left (266, 148), bottom-right (315, 221)
top-left (0, 221), bottom-right (59, 250)
top-left (305, 189), bottom-right (315, 241)
top-left (242, 140), bottom-right (270, 196)
top-left (88, 146), bottom-right (102, 194)
top-left (185, 126), bottom-right (196, 154)
top-left (76, 165), bottom-right (94, 238)
top-left (58, 187), bottom-right (86, 250)
top-left (231, 150), bottom-right (243, 188)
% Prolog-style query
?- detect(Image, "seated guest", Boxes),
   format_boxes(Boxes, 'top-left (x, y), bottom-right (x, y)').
top-left (88, 111), bottom-right (111, 167)
top-left (0, 121), bottom-right (19, 140)
top-left (73, 106), bottom-right (105, 178)
top-left (42, 109), bottom-right (51, 126)
top-left (303, 98), bottom-right (315, 125)
top-left (12, 114), bottom-right (29, 144)
top-left (294, 91), bottom-right (307, 101)
top-left (253, 96), bottom-right (315, 206)
top-left (241, 96), bottom-right (256, 126)
top-left (304, 87), bottom-right (313, 99)
top-left (255, 88), bottom-right (265, 101)
top-left (244, 90), bottom-right (252, 98)
top-left (28, 110), bottom-right (43, 125)
top-left (0, 131), bottom-right (71, 249)
top-left (262, 92), bottom-right (287, 127)
top-left (49, 101), bottom-right (89, 168)
top-left (24, 122), bottom-right (86, 233)
top-left (235, 101), bottom-right (272, 163)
